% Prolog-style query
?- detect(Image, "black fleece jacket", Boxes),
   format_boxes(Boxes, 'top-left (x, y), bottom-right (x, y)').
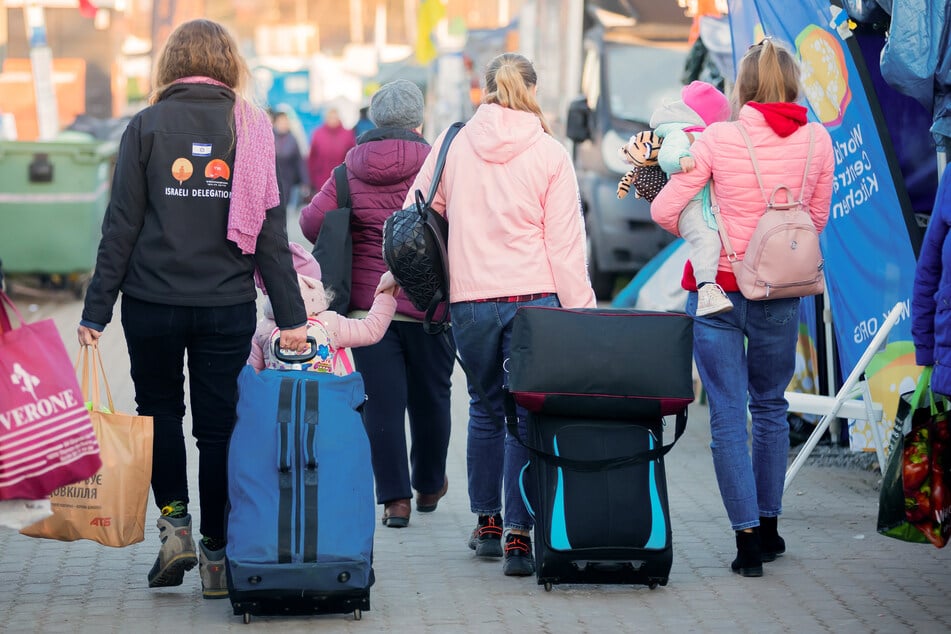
top-left (82, 83), bottom-right (305, 330)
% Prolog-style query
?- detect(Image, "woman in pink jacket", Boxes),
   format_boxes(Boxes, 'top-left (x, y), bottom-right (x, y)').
top-left (651, 38), bottom-right (834, 578)
top-left (406, 53), bottom-right (596, 577)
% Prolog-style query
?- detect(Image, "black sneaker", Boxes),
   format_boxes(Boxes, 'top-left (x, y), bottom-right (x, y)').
top-left (467, 513), bottom-right (503, 558)
top-left (502, 533), bottom-right (535, 577)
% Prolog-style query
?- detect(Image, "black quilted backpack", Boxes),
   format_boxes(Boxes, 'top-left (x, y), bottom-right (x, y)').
top-left (382, 122), bottom-right (464, 334)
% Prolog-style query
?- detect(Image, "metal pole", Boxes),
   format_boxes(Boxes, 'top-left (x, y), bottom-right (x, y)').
top-left (351, 0), bottom-right (365, 45)
top-left (23, 1), bottom-right (59, 140)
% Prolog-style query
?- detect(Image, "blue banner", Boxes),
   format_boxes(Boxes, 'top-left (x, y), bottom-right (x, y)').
top-left (727, 0), bottom-right (922, 442)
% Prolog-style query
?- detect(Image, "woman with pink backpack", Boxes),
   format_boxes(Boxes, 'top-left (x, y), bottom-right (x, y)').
top-left (651, 37), bottom-right (835, 578)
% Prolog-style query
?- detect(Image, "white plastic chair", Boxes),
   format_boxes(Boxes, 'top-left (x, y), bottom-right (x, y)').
top-left (782, 302), bottom-right (904, 491)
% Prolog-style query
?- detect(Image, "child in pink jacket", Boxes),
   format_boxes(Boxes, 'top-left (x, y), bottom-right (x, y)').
top-left (248, 242), bottom-right (398, 373)
top-left (633, 80), bottom-right (732, 316)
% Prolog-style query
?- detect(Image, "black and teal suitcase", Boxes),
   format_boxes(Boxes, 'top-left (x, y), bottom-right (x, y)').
top-left (519, 411), bottom-right (685, 590)
top-left (507, 306), bottom-right (693, 590)
top-left (225, 365), bottom-right (374, 623)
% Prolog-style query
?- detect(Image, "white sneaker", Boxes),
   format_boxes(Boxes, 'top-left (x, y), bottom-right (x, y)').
top-left (696, 283), bottom-right (733, 317)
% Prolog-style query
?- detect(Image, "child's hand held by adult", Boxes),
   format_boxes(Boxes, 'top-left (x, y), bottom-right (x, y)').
top-left (375, 271), bottom-right (401, 298)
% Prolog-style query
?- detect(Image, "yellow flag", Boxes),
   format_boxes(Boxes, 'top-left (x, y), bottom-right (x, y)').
top-left (416, 0), bottom-right (446, 65)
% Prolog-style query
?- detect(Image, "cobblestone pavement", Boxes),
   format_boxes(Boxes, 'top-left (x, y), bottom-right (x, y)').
top-left (0, 292), bottom-right (948, 633)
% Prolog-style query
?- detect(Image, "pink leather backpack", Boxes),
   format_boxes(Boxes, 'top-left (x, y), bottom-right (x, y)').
top-left (711, 123), bottom-right (825, 300)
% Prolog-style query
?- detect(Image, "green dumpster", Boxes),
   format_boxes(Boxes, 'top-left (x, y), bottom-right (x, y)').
top-left (0, 138), bottom-right (117, 276)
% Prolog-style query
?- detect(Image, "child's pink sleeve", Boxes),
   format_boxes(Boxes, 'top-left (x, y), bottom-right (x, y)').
top-left (247, 320), bottom-right (272, 370)
top-left (247, 339), bottom-right (265, 371)
top-left (323, 294), bottom-right (397, 349)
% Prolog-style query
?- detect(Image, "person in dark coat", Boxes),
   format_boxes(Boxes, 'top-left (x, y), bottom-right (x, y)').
top-left (272, 110), bottom-right (307, 211)
top-left (76, 19), bottom-right (308, 599)
top-left (299, 80), bottom-right (454, 529)
top-left (353, 106), bottom-right (376, 139)
top-left (912, 163), bottom-right (951, 395)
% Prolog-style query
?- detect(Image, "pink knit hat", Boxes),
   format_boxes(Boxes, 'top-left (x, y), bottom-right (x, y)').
top-left (681, 81), bottom-right (731, 126)
top-left (254, 242), bottom-right (322, 293)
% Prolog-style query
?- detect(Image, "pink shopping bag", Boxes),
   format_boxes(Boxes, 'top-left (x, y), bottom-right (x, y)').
top-left (0, 291), bottom-right (101, 500)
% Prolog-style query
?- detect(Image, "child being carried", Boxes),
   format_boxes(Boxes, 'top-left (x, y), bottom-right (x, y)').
top-left (629, 81), bottom-right (732, 316)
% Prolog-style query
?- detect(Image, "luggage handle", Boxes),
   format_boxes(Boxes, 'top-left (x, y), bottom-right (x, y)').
top-left (503, 392), bottom-right (687, 472)
top-left (272, 336), bottom-right (319, 363)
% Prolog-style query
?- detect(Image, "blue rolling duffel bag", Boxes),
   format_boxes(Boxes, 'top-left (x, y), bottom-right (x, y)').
top-left (507, 307), bottom-right (693, 591)
top-left (226, 364), bottom-right (374, 623)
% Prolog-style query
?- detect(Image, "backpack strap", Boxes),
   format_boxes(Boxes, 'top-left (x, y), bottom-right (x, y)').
top-left (735, 122), bottom-right (815, 208)
top-left (423, 122), bottom-right (465, 208)
top-left (713, 122), bottom-right (817, 262)
top-left (310, 317), bottom-right (354, 375)
top-left (333, 163), bottom-right (350, 208)
top-left (417, 122), bottom-right (465, 334)
top-left (798, 125), bottom-right (816, 201)
top-left (709, 185), bottom-right (738, 262)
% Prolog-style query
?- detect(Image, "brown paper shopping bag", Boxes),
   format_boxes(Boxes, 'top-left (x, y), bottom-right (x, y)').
top-left (22, 345), bottom-right (153, 547)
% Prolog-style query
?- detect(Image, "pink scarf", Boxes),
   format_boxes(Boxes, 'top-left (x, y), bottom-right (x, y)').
top-left (172, 76), bottom-right (279, 254)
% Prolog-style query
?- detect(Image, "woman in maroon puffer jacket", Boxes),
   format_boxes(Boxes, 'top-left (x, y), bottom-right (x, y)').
top-left (300, 80), bottom-right (454, 529)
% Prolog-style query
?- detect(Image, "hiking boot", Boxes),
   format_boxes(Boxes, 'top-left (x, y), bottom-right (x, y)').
top-left (198, 540), bottom-right (229, 599)
top-left (467, 513), bottom-right (503, 558)
top-left (696, 283), bottom-right (733, 317)
top-left (502, 532), bottom-right (535, 577)
top-left (147, 514), bottom-right (198, 588)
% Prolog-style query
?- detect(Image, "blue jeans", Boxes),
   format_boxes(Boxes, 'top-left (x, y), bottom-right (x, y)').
top-left (687, 291), bottom-right (799, 531)
top-left (450, 294), bottom-right (561, 531)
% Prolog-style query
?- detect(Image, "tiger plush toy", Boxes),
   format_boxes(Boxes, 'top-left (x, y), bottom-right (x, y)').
top-left (616, 130), bottom-right (668, 202)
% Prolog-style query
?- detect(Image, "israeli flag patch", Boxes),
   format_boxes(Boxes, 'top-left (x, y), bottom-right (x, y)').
top-left (192, 143), bottom-right (212, 157)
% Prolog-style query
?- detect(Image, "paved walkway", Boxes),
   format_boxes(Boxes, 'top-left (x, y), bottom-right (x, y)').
top-left (0, 290), bottom-right (948, 633)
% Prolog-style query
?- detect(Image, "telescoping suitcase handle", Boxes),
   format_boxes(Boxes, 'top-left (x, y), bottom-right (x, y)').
top-left (502, 392), bottom-right (687, 472)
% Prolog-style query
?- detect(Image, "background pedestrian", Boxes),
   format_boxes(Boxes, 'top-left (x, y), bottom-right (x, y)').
top-left (307, 107), bottom-right (356, 193)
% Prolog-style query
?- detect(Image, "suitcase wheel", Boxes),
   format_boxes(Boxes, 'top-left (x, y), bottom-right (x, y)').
top-left (243, 613), bottom-right (251, 624)
top-left (543, 582), bottom-right (553, 592)
top-left (354, 609), bottom-right (362, 621)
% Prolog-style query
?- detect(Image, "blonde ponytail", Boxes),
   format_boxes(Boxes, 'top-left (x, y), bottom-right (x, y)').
top-left (733, 38), bottom-right (801, 107)
top-left (483, 53), bottom-right (553, 135)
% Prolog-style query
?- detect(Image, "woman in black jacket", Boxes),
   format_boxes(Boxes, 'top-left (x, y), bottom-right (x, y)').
top-left (77, 19), bottom-right (308, 599)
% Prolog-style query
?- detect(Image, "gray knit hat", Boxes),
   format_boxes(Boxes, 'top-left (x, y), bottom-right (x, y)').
top-left (369, 80), bottom-right (425, 129)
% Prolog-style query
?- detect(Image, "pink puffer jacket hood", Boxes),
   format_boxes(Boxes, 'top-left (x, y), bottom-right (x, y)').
top-left (403, 104), bottom-right (596, 308)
